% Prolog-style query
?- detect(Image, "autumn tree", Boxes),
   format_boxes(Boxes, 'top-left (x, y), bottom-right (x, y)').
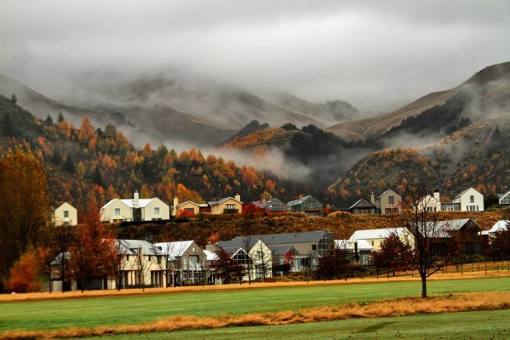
top-left (315, 244), bottom-right (351, 280)
top-left (0, 149), bottom-right (48, 290)
top-left (490, 223), bottom-right (510, 260)
top-left (211, 248), bottom-right (244, 284)
top-left (373, 233), bottom-right (413, 276)
top-left (5, 248), bottom-right (43, 293)
top-left (68, 198), bottom-right (117, 291)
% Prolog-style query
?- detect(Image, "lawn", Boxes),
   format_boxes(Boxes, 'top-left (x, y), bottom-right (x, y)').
top-left (90, 308), bottom-right (510, 339)
top-left (1, 277), bottom-right (510, 332)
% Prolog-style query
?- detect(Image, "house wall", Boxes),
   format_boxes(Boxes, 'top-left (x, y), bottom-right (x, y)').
top-left (143, 198), bottom-right (170, 221)
top-left (248, 240), bottom-right (273, 279)
top-left (379, 190), bottom-right (402, 215)
top-left (118, 252), bottom-right (166, 288)
top-left (210, 198), bottom-right (242, 215)
top-left (54, 202), bottom-right (78, 226)
top-left (454, 188), bottom-right (484, 212)
top-left (100, 199), bottom-right (132, 223)
top-left (177, 201), bottom-right (201, 216)
top-left (416, 195), bottom-right (441, 213)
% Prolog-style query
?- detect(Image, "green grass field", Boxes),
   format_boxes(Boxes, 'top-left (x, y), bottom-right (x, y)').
top-left (85, 309), bottom-right (510, 339)
top-left (1, 277), bottom-right (509, 333)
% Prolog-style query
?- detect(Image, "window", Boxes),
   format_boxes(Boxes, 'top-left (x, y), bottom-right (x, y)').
top-left (154, 207), bottom-right (160, 216)
top-left (115, 208), bottom-right (121, 216)
top-left (388, 196), bottom-right (395, 205)
top-left (470, 195), bottom-right (475, 203)
top-left (63, 210), bottom-right (69, 218)
top-left (226, 204), bottom-right (235, 210)
top-left (189, 255), bottom-right (199, 269)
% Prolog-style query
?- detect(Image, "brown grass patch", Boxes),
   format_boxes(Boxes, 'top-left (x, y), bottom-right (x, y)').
top-left (2, 292), bottom-right (510, 339)
top-left (1, 269), bottom-right (509, 303)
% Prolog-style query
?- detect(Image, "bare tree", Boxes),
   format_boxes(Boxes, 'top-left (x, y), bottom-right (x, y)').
top-left (241, 236), bottom-right (254, 284)
top-left (49, 224), bottom-right (75, 292)
top-left (254, 242), bottom-right (272, 281)
top-left (403, 184), bottom-right (448, 298)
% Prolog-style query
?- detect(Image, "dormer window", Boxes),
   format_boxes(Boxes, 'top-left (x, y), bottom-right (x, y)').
top-left (154, 207), bottom-right (160, 215)
top-left (388, 196), bottom-right (395, 205)
top-left (470, 195), bottom-right (474, 203)
top-left (63, 210), bottom-right (69, 218)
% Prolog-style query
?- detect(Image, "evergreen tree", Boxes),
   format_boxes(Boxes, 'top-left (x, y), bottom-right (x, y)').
top-left (1, 113), bottom-right (17, 137)
top-left (51, 149), bottom-right (62, 166)
top-left (10, 94), bottom-right (17, 105)
top-left (44, 115), bottom-right (54, 126)
top-left (58, 112), bottom-right (65, 123)
top-left (63, 156), bottom-right (75, 173)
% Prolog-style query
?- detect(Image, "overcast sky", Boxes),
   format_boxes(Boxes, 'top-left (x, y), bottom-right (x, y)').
top-left (1, 0), bottom-right (509, 111)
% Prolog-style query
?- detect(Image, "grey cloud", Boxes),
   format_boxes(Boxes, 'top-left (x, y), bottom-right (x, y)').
top-left (1, 0), bottom-right (509, 111)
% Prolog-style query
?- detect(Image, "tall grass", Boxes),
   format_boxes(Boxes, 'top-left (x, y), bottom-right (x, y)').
top-left (2, 292), bottom-right (510, 339)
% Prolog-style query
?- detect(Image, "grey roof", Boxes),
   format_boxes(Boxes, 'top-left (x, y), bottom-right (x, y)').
top-left (217, 237), bottom-right (259, 251)
top-left (257, 230), bottom-right (328, 245)
top-left (347, 199), bottom-right (376, 210)
top-left (208, 196), bottom-right (242, 206)
top-left (117, 239), bottom-right (163, 256)
top-left (421, 219), bottom-right (479, 238)
top-left (268, 245), bottom-right (300, 256)
top-left (287, 195), bottom-right (312, 207)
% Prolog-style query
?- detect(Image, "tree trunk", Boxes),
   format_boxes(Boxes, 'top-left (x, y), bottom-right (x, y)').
top-left (421, 274), bottom-right (427, 298)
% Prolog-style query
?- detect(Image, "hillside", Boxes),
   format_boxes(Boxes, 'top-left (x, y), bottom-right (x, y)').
top-left (327, 62), bottom-right (510, 142)
top-left (269, 92), bottom-right (359, 125)
top-left (68, 74), bottom-right (327, 145)
top-left (328, 116), bottom-right (510, 204)
top-left (0, 95), bottom-right (311, 213)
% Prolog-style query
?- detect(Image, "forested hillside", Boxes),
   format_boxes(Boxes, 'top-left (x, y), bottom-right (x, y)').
top-left (0, 96), bottom-right (309, 213)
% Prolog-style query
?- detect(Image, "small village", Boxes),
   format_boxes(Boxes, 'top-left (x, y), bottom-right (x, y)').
top-left (49, 186), bottom-right (510, 291)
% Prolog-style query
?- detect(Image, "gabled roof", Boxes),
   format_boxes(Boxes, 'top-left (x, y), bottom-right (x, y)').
top-left (420, 219), bottom-right (479, 238)
top-left (347, 199), bottom-right (376, 210)
top-left (218, 231), bottom-right (329, 251)
top-left (208, 196), bottom-right (242, 206)
top-left (485, 220), bottom-right (509, 234)
top-left (101, 197), bottom-right (160, 210)
top-left (378, 189), bottom-right (400, 199)
top-left (118, 239), bottom-right (163, 256)
top-left (349, 227), bottom-right (407, 241)
top-left (55, 202), bottom-right (76, 211)
top-left (203, 249), bottom-right (219, 261)
top-left (454, 187), bottom-right (481, 200)
top-left (287, 195), bottom-right (312, 207)
top-left (499, 191), bottom-right (510, 202)
top-left (176, 200), bottom-right (208, 208)
top-left (335, 240), bottom-right (373, 252)
top-left (155, 241), bottom-right (194, 260)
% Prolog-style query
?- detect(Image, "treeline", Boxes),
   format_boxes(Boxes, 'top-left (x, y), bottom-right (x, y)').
top-left (0, 95), bottom-right (308, 213)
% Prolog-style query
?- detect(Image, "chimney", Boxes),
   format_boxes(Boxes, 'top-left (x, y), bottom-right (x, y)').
top-left (172, 197), bottom-right (179, 217)
top-left (133, 190), bottom-right (140, 208)
top-left (433, 191), bottom-right (440, 202)
top-left (235, 193), bottom-right (241, 202)
top-left (370, 192), bottom-right (375, 205)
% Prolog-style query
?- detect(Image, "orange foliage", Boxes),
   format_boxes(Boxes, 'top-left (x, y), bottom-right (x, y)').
top-left (5, 248), bottom-right (42, 293)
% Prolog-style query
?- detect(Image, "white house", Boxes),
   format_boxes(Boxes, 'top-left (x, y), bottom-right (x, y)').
top-left (499, 191), bottom-right (510, 206)
top-left (416, 192), bottom-right (441, 213)
top-left (452, 187), bottom-right (484, 212)
top-left (335, 239), bottom-right (373, 265)
top-left (50, 239), bottom-right (167, 291)
top-left (371, 189), bottom-right (402, 215)
top-left (349, 227), bottom-right (412, 251)
top-left (155, 240), bottom-right (207, 285)
top-left (100, 191), bottom-right (170, 223)
top-left (481, 220), bottom-right (509, 237)
top-left (54, 202), bottom-right (78, 226)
